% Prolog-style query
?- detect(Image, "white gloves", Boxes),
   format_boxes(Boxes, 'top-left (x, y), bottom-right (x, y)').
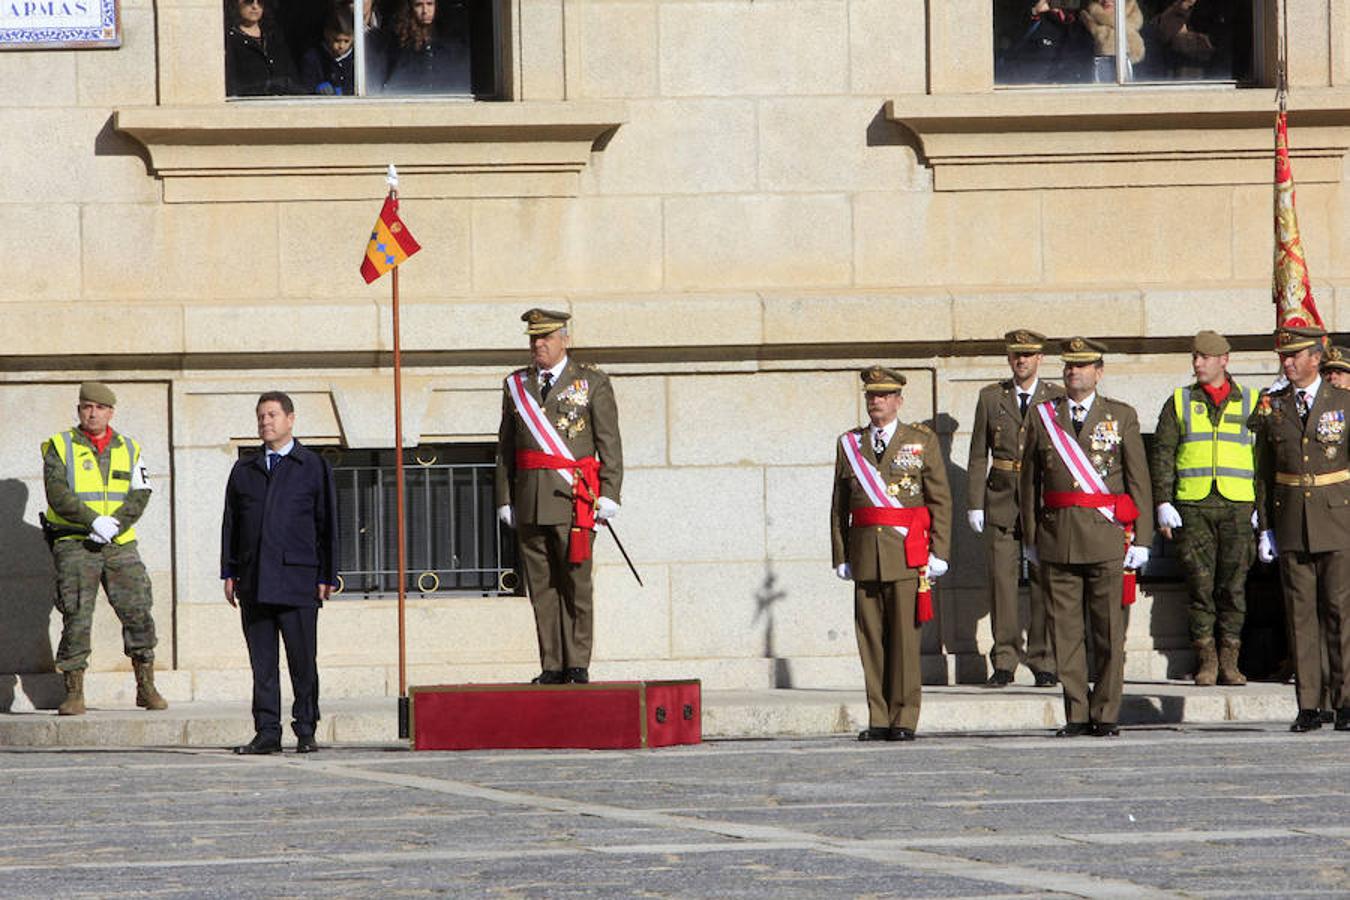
top-left (1123, 545), bottom-right (1150, 570)
top-left (90, 516), bottom-right (120, 544)
top-left (1251, 510), bottom-right (1260, 531)
top-left (835, 563), bottom-right (853, 581)
top-left (1024, 544), bottom-right (1038, 567)
top-left (596, 497), bottom-right (620, 520)
top-left (926, 555), bottom-right (949, 578)
top-left (496, 505), bottom-right (515, 529)
top-left (1156, 502), bottom-right (1183, 531)
top-left (1258, 530), bottom-right (1278, 563)
top-left (967, 510), bottom-right (985, 534)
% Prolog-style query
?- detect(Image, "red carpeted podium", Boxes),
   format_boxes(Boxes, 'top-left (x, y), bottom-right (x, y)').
top-left (408, 680), bottom-right (702, 751)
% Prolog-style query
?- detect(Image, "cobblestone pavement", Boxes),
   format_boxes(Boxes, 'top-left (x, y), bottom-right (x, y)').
top-left (1, 725), bottom-right (1347, 898)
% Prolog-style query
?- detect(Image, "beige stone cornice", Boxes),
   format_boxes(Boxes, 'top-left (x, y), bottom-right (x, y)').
top-left (114, 100), bottom-right (627, 203)
top-left (885, 88), bottom-right (1350, 191)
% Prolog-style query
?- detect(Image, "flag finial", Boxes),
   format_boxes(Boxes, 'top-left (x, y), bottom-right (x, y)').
top-left (386, 164), bottom-right (399, 190)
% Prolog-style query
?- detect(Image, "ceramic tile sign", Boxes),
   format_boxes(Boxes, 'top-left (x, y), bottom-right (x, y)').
top-left (1, 0), bottom-right (119, 49)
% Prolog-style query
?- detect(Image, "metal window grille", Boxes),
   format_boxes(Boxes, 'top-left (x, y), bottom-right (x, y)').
top-left (328, 445), bottom-right (519, 598)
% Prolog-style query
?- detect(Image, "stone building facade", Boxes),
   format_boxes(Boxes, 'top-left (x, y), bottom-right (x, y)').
top-left (3, 1), bottom-right (1349, 702)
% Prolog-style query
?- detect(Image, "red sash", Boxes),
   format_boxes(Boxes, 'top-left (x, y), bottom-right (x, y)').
top-left (1043, 491), bottom-right (1140, 606)
top-left (849, 506), bottom-right (935, 623)
top-left (515, 450), bottom-right (601, 563)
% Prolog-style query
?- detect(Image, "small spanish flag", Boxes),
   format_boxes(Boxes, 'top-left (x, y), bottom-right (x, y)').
top-left (360, 194), bottom-right (421, 284)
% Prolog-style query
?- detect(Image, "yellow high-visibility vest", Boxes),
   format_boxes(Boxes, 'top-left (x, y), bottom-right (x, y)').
top-left (1172, 385), bottom-right (1257, 502)
top-left (44, 429), bottom-right (142, 544)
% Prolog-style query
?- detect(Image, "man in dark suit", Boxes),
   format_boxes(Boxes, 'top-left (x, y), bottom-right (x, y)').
top-left (221, 391), bottom-right (338, 754)
top-left (966, 329), bottom-right (1064, 687)
top-left (1020, 338), bottom-right (1153, 738)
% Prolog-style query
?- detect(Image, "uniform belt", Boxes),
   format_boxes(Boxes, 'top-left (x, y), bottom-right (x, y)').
top-left (1274, 470), bottom-right (1350, 487)
top-left (990, 458), bottom-right (1020, 472)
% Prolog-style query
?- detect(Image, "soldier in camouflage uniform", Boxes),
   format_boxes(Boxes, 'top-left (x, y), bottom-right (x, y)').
top-left (1151, 331), bottom-right (1258, 686)
top-left (42, 382), bottom-right (166, 715)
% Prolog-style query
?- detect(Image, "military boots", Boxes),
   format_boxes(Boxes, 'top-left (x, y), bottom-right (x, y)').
top-left (133, 659), bottom-right (168, 710)
top-left (1217, 637), bottom-right (1247, 686)
top-left (58, 669), bottom-right (86, 716)
top-left (1193, 638), bottom-right (1218, 687)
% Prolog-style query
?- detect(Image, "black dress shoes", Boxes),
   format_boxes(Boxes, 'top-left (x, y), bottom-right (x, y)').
top-left (1033, 670), bottom-right (1059, 688)
top-left (1335, 708), bottom-right (1350, 732)
top-left (886, 727), bottom-right (916, 742)
top-left (295, 735), bottom-right (319, 753)
top-left (1091, 722), bottom-right (1120, 737)
top-left (565, 667), bottom-right (589, 684)
top-left (531, 670), bottom-right (566, 685)
top-left (1290, 709), bottom-right (1324, 732)
top-left (1056, 722), bottom-right (1092, 737)
top-left (986, 669), bottom-right (1014, 687)
top-left (1321, 708), bottom-right (1337, 724)
top-left (233, 733), bottom-right (282, 755)
top-left (857, 726), bottom-right (888, 742)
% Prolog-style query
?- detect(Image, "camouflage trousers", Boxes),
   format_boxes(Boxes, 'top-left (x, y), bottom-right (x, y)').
top-left (52, 539), bottom-right (157, 672)
top-left (1175, 500), bottom-right (1255, 642)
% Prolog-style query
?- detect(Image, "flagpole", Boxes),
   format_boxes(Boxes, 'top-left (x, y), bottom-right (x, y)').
top-left (388, 170), bottom-right (411, 738)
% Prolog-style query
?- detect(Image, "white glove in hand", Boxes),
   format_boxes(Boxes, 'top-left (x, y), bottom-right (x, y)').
top-left (926, 555), bottom-right (949, 579)
top-left (967, 510), bottom-right (985, 534)
top-left (1258, 530), bottom-right (1277, 563)
top-left (596, 497), bottom-right (619, 520)
top-left (1123, 545), bottom-right (1150, 570)
top-left (1024, 544), bottom-right (1038, 567)
top-left (91, 516), bottom-right (120, 543)
top-left (1156, 502), bottom-right (1183, 531)
top-left (835, 563), bottom-right (853, 581)
top-left (1251, 510), bottom-right (1260, 531)
top-left (496, 505), bottom-right (515, 529)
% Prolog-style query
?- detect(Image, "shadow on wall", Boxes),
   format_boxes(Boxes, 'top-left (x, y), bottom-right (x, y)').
top-left (0, 479), bottom-right (57, 711)
top-left (754, 564), bottom-right (791, 688)
top-left (931, 412), bottom-right (985, 684)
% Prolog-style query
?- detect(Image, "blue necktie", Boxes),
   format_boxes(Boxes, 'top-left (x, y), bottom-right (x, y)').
top-left (267, 451), bottom-right (279, 472)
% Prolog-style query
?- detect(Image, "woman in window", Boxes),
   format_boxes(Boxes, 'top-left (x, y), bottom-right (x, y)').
top-left (381, 0), bottom-right (470, 95)
top-left (224, 0), bottom-right (301, 97)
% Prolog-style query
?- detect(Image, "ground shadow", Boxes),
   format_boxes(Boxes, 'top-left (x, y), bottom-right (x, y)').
top-left (931, 412), bottom-right (985, 685)
top-left (0, 480), bottom-right (57, 711)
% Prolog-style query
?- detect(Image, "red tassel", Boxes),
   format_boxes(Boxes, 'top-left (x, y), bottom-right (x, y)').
top-left (1122, 570), bottom-right (1137, 607)
top-left (916, 588), bottom-right (933, 624)
top-left (568, 527), bottom-right (591, 564)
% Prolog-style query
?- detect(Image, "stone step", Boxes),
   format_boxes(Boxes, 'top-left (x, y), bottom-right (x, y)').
top-left (0, 683), bottom-right (1302, 749)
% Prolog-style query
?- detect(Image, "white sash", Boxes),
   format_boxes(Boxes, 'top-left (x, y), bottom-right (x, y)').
top-left (840, 431), bottom-right (908, 537)
top-left (1035, 400), bottom-right (1116, 523)
top-left (507, 370), bottom-right (574, 487)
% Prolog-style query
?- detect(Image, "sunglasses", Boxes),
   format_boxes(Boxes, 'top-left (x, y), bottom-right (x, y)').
top-left (241, 0), bottom-right (264, 6)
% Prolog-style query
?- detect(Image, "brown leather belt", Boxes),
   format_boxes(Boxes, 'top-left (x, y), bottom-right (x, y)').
top-left (990, 458), bottom-right (1020, 472)
top-left (1274, 470), bottom-right (1350, 487)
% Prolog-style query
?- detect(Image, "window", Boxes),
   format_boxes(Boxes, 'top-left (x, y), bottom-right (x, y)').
top-left (223, 0), bottom-right (501, 99)
top-left (994, 0), bottom-right (1256, 87)
top-left (330, 444), bottom-right (519, 599)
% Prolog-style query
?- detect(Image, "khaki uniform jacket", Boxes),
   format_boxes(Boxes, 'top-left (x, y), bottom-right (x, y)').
top-left (495, 359), bottom-right (623, 527)
top-left (1252, 382), bottom-right (1350, 554)
top-left (831, 422), bottom-right (953, 583)
top-left (1019, 395), bottom-right (1153, 564)
top-left (966, 379), bottom-right (1065, 529)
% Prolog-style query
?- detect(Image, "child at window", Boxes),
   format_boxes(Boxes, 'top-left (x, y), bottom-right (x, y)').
top-left (301, 9), bottom-right (356, 96)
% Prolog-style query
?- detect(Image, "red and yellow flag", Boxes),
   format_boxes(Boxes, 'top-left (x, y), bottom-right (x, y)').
top-left (1273, 111), bottom-right (1325, 331)
top-left (360, 194), bottom-right (421, 284)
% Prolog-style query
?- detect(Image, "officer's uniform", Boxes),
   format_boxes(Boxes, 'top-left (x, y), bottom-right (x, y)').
top-left (966, 329), bottom-right (1063, 685)
top-left (831, 367), bottom-right (952, 740)
top-left (1019, 339), bottom-right (1153, 735)
top-left (1150, 330), bottom-right (1257, 686)
top-left (42, 381), bottom-right (165, 715)
top-left (495, 309), bottom-right (624, 684)
top-left (1252, 326), bottom-right (1350, 731)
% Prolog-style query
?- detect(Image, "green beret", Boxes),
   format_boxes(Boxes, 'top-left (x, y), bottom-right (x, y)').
top-left (78, 381), bottom-right (116, 407)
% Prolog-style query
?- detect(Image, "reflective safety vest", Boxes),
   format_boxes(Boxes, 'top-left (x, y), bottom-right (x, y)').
top-left (1172, 385), bottom-right (1257, 502)
top-left (44, 429), bottom-right (141, 544)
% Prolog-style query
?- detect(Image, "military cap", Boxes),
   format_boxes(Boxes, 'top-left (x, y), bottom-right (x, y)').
top-left (1192, 330), bottom-right (1231, 356)
top-left (1275, 324), bottom-right (1326, 354)
top-left (1060, 336), bottom-right (1107, 364)
top-left (1321, 345), bottom-right (1350, 373)
top-left (1005, 329), bottom-right (1047, 353)
top-left (78, 381), bottom-right (117, 407)
top-left (860, 366), bottom-right (906, 393)
top-left (521, 308), bottom-right (571, 336)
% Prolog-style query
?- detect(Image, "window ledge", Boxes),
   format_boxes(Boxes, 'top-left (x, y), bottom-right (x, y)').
top-left (114, 101), bottom-right (627, 203)
top-left (885, 88), bottom-right (1350, 191)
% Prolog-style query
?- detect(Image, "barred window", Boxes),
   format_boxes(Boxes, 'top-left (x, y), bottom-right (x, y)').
top-left (330, 444), bottom-right (519, 599)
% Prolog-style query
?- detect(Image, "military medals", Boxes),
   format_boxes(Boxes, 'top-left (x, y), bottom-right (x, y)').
top-left (1316, 410), bottom-right (1345, 443)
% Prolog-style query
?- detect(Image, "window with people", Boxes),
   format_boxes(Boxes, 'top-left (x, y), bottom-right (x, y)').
top-left (994, 0), bottom-right (1255, 87)
top-left (224, 0), bottom-right (497, 98)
